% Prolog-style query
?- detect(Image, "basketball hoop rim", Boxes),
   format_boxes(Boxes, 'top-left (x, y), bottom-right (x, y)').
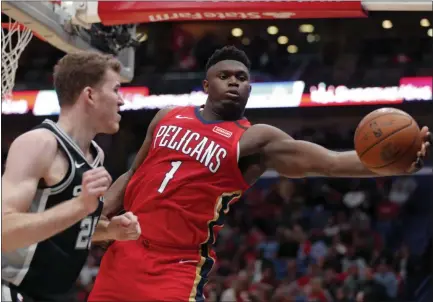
top-left (1, 22), bottom-right (44, 41)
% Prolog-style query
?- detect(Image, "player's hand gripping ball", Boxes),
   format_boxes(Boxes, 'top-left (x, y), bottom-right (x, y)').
top-left (108, 211), bottom-right (142, 241)
top-left (354, 108), bottom-right (431, 175)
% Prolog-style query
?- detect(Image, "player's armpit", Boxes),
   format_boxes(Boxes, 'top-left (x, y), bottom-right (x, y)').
top-left (241, 124), bottom-right (377, 178)
top-left (102, 106), bottom-right (175, 216)
top-left (1, 130), bottom-right (89, 252)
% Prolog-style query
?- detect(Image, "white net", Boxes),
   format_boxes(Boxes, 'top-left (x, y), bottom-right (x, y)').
top-left (1, 20), bottom-right (33, 100)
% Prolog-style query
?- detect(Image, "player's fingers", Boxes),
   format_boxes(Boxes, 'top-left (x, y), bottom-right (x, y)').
top-left (112, 215), bottom-right (131, 227)
top-left (87, 185), bottom-right (110, 197)
top-left (418, 142), bottom-right (430, 157)
top-left (126, 231), bottom-right (140, 240)
top-left (84, 167), bottom-right (106, 177)
top-left (122, 211), bottom-right (137, 222)
top-left (415, 157), bottom-right (424, 170)
top-left (88, 170), bottom-right (112, 184)
top-left (88, 175), bottom-right (112, 188)
top-left (423, 141), bottom-right (430, 157)
top-left (82, 170), bottom-right (110, 185)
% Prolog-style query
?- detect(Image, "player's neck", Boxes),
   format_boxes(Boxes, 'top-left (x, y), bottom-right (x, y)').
top-left (201, 104), bottom-right (243, 121)
top-left (57, 111), bottom-right (97, 154)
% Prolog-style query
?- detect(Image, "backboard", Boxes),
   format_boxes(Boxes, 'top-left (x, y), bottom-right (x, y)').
top-left (1, 1), bottom-right (135, 83)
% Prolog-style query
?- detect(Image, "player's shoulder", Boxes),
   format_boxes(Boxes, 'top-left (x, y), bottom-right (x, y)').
top-left (10, 128), bottom-right (58, 156)
top-left (242, 123), bottom-right (289, 138)
top-left (151, 105), bottom-right (195, 125)
top-left (150, 106), bottom-right (179, 124)
top-left (5, 128), bottom-right (59, 174)
top-left (239, 124), bottom-right (294, 155)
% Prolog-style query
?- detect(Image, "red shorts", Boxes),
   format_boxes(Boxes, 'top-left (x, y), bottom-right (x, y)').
top-left (88, 239), bottom-right (214, 302)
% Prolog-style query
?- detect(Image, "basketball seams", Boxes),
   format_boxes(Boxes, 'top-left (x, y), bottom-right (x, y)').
top-left (358, 117), bottom-right (413, 157)
top-left (354, 112), bottom-right (409, 141)
top-left (368, 133), bottom-right (418, 169)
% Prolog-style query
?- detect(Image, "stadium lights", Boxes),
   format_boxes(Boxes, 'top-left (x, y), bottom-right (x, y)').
top-left (277, 36), bottom-right (289, 45)
top-left (420, 18), bottom-right (430, 27)
top-left (231, 28), bottom-right (243, 37)
top-left (287, 45), bottom-right (298, 54)
top-left (307, 34), bottom-right (316, 43)
top-left (241, 37), bottom-right (251, 45)
top-left (299, 24), bottom-right (314, 33)
top-left (428, 28), bottom-right (432, 37)
top-left (138, 33), bottom-right (148, 42)
top-left (267, 26), bottom-right (279, 35)
top-left (382, 20), bottom-right (393, 29)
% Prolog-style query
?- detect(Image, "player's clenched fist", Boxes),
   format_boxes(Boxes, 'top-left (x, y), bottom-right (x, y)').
top-left (107, 212), bottom-right (141, 241)
top-left (77, 167), bottom-right (112, 213)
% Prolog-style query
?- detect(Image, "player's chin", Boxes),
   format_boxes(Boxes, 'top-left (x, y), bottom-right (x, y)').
top-left (104, 122), bottom-right (120, 134)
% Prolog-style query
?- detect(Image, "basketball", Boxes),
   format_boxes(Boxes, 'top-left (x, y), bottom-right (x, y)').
top-left (354, 108), bottom-right (422, 175)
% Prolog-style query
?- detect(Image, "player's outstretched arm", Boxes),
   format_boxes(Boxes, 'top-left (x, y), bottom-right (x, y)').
top-left (2, 130), bottom-right (110, 252)
top-left (102, 107), bottom-right (175, 216)
top-left (240, 124), bottom-right (378, 178)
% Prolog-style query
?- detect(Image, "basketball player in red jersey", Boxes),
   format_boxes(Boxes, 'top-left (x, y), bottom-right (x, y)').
top-left (89, 46), bottom-right (431, 302)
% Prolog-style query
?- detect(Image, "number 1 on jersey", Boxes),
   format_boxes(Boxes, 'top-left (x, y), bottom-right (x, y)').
top-left (158, 161), bottom-right (182, 193)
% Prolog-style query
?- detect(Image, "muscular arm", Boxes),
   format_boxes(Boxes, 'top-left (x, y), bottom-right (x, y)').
top-left (240, 124), bottom-right (378, 178)
top-left (102, 107), bottom-right (175, 216)
top-left (1, 130), bottom-right (89, 252)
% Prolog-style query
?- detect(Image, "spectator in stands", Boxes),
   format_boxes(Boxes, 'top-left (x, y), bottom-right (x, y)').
top-left (220, 271), bottom-right (251, 302)
top-left (355, 267), bottom-right (388, 302)
top-left (343, 263), bottom-right (362, 298)
top-left (374, 261), bottom-right (399, 300)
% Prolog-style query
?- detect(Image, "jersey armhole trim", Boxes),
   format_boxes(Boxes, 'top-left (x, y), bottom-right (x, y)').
top-left (39, 132), bottom-right (76, 195)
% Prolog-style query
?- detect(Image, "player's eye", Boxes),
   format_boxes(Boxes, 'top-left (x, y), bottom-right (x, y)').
top-left (219, 74), bottom-right (228, 80)
top-left (237, 75), bottom-right (247, 81)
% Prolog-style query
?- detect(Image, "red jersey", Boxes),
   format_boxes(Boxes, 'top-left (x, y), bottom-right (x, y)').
top-left (124, 106), bottom-right (251, 248)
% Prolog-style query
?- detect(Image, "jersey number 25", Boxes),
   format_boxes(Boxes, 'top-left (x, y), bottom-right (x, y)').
top-left (75, 216), bottom-right (98, 250)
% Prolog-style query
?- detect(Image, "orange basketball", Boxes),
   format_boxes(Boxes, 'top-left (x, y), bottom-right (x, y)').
top-left (354, 108), bottom-right (422, 175)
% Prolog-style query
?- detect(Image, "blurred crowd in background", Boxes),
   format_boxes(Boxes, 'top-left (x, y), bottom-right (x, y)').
top-left (2, 10), bottom-right (432, 302)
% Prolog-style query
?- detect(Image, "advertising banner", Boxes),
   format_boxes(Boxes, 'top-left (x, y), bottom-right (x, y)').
top-left (300, 79), bottom-right (432, 107)
top-left (2, 79), bottom-right (431, 116)
top-left (97, 1), bottom-right (365, 25)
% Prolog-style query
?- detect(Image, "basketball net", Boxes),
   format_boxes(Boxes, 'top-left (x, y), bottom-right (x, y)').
top-left (1, 20), bottom-right (33, 100)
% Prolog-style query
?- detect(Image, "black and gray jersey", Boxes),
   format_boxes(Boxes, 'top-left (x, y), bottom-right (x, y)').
top-left (1, 119), bottom-right (104, 299)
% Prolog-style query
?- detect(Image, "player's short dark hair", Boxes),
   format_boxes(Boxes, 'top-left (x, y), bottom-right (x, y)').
top-left (53, 51), bottom-right (121, 107)
top-left (205, 46), bottom-right (251, 71)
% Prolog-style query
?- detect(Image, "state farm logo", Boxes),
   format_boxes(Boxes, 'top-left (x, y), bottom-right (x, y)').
top-left (213, 126), bottom-right (232, 138)
top-left (147, 11), bottom-right (296, 22)
top-left (262, 12), bottom-right (295, 18)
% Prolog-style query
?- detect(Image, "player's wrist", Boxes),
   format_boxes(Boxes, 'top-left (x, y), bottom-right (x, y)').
top-left (73, 196), bottom-right (98, 215)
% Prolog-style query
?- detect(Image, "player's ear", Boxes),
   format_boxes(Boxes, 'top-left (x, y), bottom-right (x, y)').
top-left (203, 79), bottom-right (209, 94)
top-left (83, 86), bottom-right (96, 106)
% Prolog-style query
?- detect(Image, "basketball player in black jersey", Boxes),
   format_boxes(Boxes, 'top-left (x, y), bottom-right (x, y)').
top-left (1, 52), bottom-right (141, 302)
